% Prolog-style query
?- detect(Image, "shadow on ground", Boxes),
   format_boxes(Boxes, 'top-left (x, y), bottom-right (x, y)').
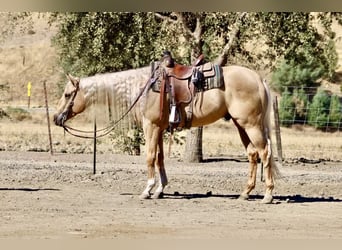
top-left (0, 187), bottom-right (60, 192)
top-left (139, 192), bottom-right (342, 203)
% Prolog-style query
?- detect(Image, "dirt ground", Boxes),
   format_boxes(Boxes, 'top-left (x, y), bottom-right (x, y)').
top-left (0, 150), bottom-right (341, 239)
top-left (0, 14), bottom-right (341, 241)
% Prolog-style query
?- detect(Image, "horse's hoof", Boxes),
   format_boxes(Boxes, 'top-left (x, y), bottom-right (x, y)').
top-left (152, 192), bottom-right (164, 199)
top-left (139, 193), bottom-right (151, 200)
top-left (238, 193), bottom-right (249, 200)
top-left (261, 194), bottom-right (273, 204)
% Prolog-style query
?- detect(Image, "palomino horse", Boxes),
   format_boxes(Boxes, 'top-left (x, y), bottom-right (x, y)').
top-left (54, 56), bottom-right (279, 204)
top-left (141, 53), bottom-right (279, 204)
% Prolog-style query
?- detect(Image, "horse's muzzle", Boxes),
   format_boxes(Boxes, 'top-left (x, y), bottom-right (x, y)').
top-left (53, 113), bottom-right (66, 127)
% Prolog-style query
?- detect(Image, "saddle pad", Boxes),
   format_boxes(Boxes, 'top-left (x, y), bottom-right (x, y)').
top-left (150, 61), bottom-right (164, 93)
top-left (200, 64), bottom-right (224, 91)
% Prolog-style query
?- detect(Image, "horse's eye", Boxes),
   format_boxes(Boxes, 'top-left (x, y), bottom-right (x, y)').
top-left (64, 93), bottom-right (71, 98)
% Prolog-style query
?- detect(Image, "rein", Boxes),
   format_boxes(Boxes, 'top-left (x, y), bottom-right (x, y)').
top-left (62, 67), bottom-right (157, 139)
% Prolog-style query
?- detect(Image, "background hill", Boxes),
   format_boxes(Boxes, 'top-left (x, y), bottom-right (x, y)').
top-left (0, 13), bottom-right (60, 108)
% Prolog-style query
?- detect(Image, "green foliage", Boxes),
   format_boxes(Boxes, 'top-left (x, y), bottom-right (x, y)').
top-left (327, 95), bottom-right (342, 128)
top-left (110, 127), bottom-right (145, 155)
top-left (279, 88), bottom-right (296, 126)
top-left (261, 13), bottom-right (338, 83)
top-left (307, 90), bottom-right (342, 129)
top-left (279, 88), bottom-right (342, 129)
top-left (51, 12), bottom-right (340, 76)
top-left (323, 39), bottom-right (339, 81)
top-left (259, 13), bottom-right (321, 64)
top-left (292, 87), bottom-right (310, 122)
top-left (163, 131), bottom-right (186, 146)
top-left (52, 12), bottom-right (162, 76)
top-left (109, 126), bottom-right (186, 155)
top-left (271, 55), bottom-right (324, 93)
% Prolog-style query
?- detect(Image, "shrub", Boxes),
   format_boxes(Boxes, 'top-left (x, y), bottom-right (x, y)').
top-left (110, 126), bottom-right (144, 156)
top-left (0, 108), bottom-right (9, 119)
top-left (292, 87), bottom-right (309, 124)
top-left (327, 95), bottom-right (342, 129)
top-left (6, 107), bottom-right (32, 121)
top-left (279, 88), bottom-right (296, 126)
top-left (308, 90), bottom-right (331, 129)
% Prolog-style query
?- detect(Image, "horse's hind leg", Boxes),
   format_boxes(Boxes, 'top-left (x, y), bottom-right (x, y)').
top-left (240, 145), bottom-right (259, 200)
top-left (234, 120), bottom-right (275, 203)
top-left (233, 121), bottom-right (258, 200)
top-left (245, 126), bottom-right (275, 204)
top-left (259, 137), bottom-right (275, 204)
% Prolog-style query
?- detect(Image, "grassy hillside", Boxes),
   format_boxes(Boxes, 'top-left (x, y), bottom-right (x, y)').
top-left (0, 13), bottom-right (61, 108)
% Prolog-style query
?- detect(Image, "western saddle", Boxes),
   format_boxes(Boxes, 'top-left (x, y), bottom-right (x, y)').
top-left (152, 51), bottom-right (221, 129)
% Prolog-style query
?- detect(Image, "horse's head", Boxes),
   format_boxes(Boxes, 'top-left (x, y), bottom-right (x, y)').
top-left (53, 74), bottom-right (86, 127)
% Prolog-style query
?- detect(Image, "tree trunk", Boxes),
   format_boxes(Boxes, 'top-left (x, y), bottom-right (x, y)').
top-left (183, 12), bottom-right (247, 163)
top-left (183, 126), bottom-right (203, 163)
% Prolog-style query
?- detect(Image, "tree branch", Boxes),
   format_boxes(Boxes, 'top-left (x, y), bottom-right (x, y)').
top-left (155, 12), bottom-right (203, 59)
top-left (174, 12), bottom-right (196, 40)
top-left (193, 15), bottom-right (202, 43)
top-left (214, 12), bottom-right (248, 66)
top-left (155, 12), bottom-right (202, 42)
top-left (154, 12), bottom-right (177, 24)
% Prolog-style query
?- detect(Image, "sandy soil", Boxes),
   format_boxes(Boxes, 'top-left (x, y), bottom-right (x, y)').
top-left (0, 151), bottom-right (341, 239)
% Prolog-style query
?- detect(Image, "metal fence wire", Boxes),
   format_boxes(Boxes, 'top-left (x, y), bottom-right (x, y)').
top-left (277, 88), bottom-right (342, 132)
top-left (0, 85), bottom-right (341, 162)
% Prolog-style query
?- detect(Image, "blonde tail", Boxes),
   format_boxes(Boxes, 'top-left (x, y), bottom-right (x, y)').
top-left (262, 79), bottom-right (281, 180)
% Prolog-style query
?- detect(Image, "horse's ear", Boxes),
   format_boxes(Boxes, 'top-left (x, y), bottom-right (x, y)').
top-left (67, 74), bottom-right (80, 88)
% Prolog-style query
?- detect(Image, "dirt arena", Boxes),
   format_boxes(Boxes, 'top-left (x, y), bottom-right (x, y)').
top-left (0, 150), bottom-right (341, 239)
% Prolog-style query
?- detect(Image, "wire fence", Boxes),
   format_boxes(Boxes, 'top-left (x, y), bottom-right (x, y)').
top-left (0, 85), bottom-right (341, 162)
top-left (276, 86), bottom-right (342, 132)
top-left (272, 88), bottom-right (342, 161)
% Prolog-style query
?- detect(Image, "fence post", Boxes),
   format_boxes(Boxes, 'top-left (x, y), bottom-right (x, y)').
top-left (273, 96), bottom-right (283, 165)
top-left (43, 80), bottom-right (53, 155)
top-left (93, 117), bottom-right (97, 175)
top-left (93, 89), bottom-right (97, 175)
top-left (27, 81), bottom-right (31, 109)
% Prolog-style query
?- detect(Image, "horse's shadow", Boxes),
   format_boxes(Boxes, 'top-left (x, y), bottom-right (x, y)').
top-left (160, 192), bottom-right (342, 203)
top-left (0, 187), bottom-right (60, 192)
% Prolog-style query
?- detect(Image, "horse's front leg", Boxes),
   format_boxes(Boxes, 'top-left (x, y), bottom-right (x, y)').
top-left (139, 120), bottom-right (161, 199)
top-left (152, 130), bottom-right (168, 199)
